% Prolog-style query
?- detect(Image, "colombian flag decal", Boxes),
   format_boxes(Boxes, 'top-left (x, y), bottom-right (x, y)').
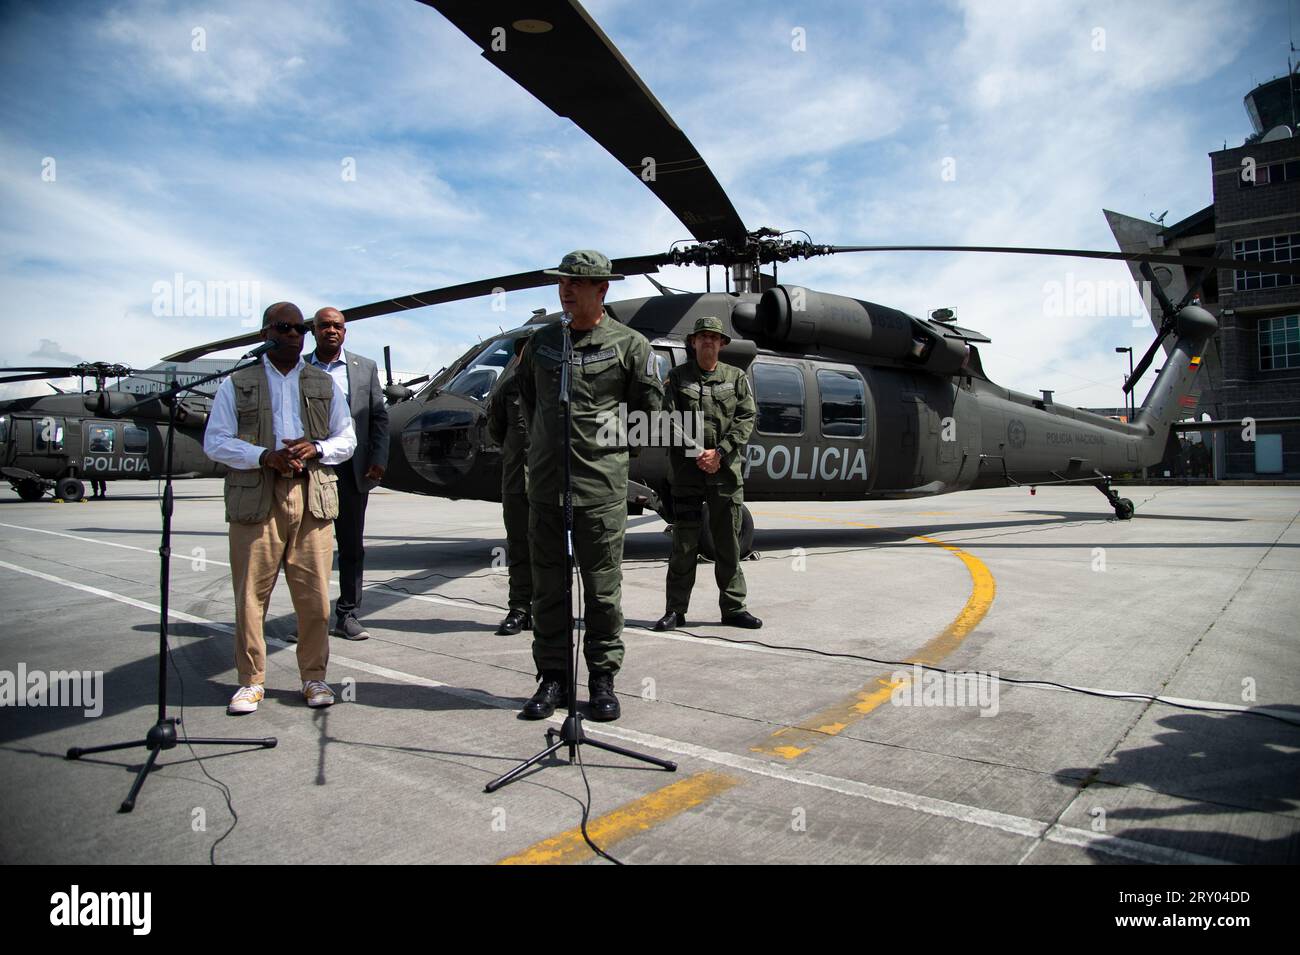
top-left (1189, 355), bottom-right (1202, 370)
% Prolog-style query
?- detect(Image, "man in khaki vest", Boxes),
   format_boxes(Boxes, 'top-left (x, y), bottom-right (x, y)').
top-left (203, 302), bottom-right (356, 715)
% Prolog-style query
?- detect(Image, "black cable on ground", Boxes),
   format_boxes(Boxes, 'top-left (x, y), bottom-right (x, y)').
top-left (165, 638), bottom-right (239, 864)
top-left (571, 557), bottom-right (622, 865)
top-left (660, 626), bottom-right (1300, 727)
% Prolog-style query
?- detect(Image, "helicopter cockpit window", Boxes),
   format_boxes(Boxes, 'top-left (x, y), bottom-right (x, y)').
top-left (0, 416), bottom-right (7, 446)
top-left (124, 426), bottom-right (149, 454)
top-left (653, 350), bottom-right (673, 382)
top-left (817, 370), bottom-right (867, 438)
top-left (445, 337), bottom-right (514, 401)
top-left (88, 426), bottom-right (114, 453)
top-left (753, 362), bottom-right (804, 436)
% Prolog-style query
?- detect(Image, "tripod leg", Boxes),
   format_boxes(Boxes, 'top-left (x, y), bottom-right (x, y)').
top-left (581, 736), bottom-right (677, 772)
top-left (485, 738), bottom-right (568, 793)
top-left (119, 744), bottom-right (164, 813)
top-left (183, 737), bottom-right (278, 748)
top-left (67, 739), bottom-right (147, 760)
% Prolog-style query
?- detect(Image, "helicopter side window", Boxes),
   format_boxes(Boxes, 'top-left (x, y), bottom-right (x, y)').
top-left (752, 362), bottom-right (804, 436)
top-left (817, 370), bottom-right (867, 438)
top-left (124, 426), bottom-right (149, 454)
top-left (88, 426), bottom-right (114, 453)
top-left (0, 416), bottom-right (7, 447)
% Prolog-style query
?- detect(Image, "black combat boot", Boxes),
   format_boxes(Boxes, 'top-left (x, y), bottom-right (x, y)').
top-left (522, 672), bottom-right (567, 720)
top-left (496, 608), bottom-right (532, 636)
top-left (652, 611), bottom-right (686, 631)
top-left (587, 672), bottom-right (621, 722)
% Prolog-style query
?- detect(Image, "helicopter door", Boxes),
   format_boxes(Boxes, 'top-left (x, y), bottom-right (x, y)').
top-left (31, 417), bottom-right (66, 454)
top-left (815, 368), bottom-right (872, 495)
top-left (746, 360), bottom-right (806, 496)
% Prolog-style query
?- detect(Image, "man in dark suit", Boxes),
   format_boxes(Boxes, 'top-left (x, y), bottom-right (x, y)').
top-left (309, 307), bottom-right (389, 640)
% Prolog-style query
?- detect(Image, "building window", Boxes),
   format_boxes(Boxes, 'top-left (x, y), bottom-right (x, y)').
top-left (752, 362), bottom-right (804, 435)
top-left (1233, 234), bottom-right (1299, 291)
top-left (817, 370), bottom-right (867, 437)
top-left (1259, 315), bottom-right (1300, 371)
top-left (1238, 158), bottom-right (1300, 188)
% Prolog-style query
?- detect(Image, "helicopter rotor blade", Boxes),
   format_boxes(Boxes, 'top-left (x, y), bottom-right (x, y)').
top-left (1175, 263), bottom-right (1213, 312)
top-left (826, 244), bottom-right (1300, 277)
top-left (162, 255), bottom-right (667, 362)
top-left (421, 0), bottom-right (747, 244)
top-left (0, 371), bottom-right (78, 385)
top-left (1124, 332), bottom-right (1169, 396)
top-left (400, 374), bottom-right (430, 388)
top-left (383, 345), bottom-right (394, 388)
top-left (1138, 260), bottom-right (1178, 321)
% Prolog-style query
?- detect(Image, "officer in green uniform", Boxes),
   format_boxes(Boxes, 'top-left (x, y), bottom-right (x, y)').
top-left (653, 316), bottom-right (762, 631)
top-left (487, 338), bottom-right (532, 635)
top-left (515, 250), bottom-right (663, 721)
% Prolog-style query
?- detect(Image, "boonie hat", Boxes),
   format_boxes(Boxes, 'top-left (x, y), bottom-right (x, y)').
top-left (686, 315), bottom-right (732, 345)
top-left (543, 249), bottom-right (624, 281)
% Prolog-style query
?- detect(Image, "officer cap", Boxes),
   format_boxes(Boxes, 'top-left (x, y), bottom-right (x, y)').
top-left (543, 249), bottom-right (624, 281)
top-left (686, 315), bottom-right (732, 345)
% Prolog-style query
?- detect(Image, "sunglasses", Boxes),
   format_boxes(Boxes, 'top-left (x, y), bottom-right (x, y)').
top-left (270, 321), bottom-right (309, 336)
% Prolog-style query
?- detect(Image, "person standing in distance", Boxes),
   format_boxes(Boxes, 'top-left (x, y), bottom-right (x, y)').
top-left (515, 250), bottom-right (663, 721)
top-left (203, 302), bottom-right (356, 714)
top-left (307, 307), bottom-right (389, 641)
top-left (487, 337), bottom-right (532, 636)
top-left (653, 315), bottom-right (762, 631)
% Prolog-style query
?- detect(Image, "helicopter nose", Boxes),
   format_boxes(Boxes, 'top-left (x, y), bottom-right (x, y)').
top-left (400, 392), bottom-right (487, 492)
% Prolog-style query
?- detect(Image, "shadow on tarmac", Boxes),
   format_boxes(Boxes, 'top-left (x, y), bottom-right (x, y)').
top-left (1054, 706), bottom-right (1300, 863)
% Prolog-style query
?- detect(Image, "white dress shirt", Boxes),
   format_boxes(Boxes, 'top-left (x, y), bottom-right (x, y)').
top-left (204, 355), bottom-right (357, 470)
top-left (306, 348), bottom-right (351, 403)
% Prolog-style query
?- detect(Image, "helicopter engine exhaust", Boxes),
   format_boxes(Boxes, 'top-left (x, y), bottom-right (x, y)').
top-left (746, 285), bottom-right (969, 375)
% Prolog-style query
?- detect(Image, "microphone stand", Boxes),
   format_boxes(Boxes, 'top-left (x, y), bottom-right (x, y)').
top-left (66, 349), bottom-right (277, 813)
top-left (485, 313), bottom-right (676, 793)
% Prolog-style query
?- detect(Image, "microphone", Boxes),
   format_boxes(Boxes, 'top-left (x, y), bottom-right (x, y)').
top-left (242, 338), bottom-right (278, 359)
top-left (560, 310), bottom-right (572, 327)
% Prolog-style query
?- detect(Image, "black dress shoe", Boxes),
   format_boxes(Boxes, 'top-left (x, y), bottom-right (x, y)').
top-left (588, 672), bottom-right (621, 722)
top-left (722, 611), bottom-right (763, 629)
top-left (652, 611), bottom-right (686, 632)
top-left (496, 608), bottom-right (531, 635)
top-left (522, 675), bottom-right (567, 720)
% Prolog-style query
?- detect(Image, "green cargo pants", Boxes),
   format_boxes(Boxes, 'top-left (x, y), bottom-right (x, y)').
top-left (665, 484), bottom-right (747, 617)
top-left (529, 497), bottom-right (626, 675)
top-left (502, 491), bottom-right (531, 612)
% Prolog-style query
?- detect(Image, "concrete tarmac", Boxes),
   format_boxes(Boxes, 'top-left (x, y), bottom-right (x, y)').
top-left (0, 481), bottom-right (1296, 864)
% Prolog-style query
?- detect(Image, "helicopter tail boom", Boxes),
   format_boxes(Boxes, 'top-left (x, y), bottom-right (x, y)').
top-left (1133, 305), bottom-right (1218, 466)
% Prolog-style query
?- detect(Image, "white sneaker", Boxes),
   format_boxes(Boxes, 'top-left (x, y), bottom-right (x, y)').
top-left (303, 680), bottom-right (335, 708)
top-left (228, 684), bottom-right (265, 715)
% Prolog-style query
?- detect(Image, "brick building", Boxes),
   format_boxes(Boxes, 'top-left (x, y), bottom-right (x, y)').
top-left (1106, 69), bottom-right (1299, 478)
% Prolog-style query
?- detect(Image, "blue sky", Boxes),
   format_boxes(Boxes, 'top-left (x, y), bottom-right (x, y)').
top-left (0, 0), bottom-right (1293, 407)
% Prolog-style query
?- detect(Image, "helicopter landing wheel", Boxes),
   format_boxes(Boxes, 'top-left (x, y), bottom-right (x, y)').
top-left (1113, 497), bottom-right (1135, 521)
top-left (16, 479), bottom-right (45, 502)
top-left (56, 477), bottom-right (86, 502)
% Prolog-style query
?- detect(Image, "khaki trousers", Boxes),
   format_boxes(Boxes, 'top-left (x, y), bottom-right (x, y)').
top-left (228, 478), bottom-right (333, 686)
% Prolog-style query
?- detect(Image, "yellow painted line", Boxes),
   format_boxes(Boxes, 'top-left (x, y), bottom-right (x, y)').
top-left (747, 512), bottom-right (996, 759)
top-left (497, 771), bottom-right (740, 865)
